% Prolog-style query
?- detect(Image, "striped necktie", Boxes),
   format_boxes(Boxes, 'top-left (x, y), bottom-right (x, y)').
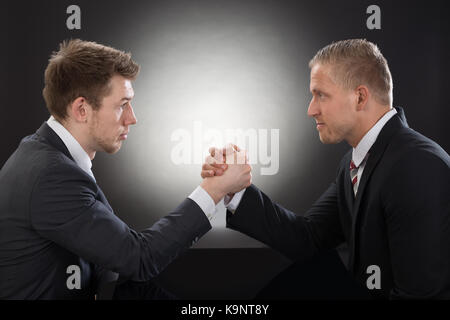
top-left (349, 160), bottom-right (359, 196)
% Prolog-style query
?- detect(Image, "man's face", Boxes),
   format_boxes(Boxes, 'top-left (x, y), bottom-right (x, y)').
top-left (88, 75), bottom-right (137, 154)
top-left (308, 63), bottom-right (357, 144)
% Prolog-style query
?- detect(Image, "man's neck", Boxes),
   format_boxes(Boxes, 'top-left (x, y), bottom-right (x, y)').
top-left (348, 106), bottom-right (392, 148)
top-left (59, 119), bottom-right (96, 160)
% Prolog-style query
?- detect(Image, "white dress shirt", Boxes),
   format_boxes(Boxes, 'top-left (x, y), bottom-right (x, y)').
top-left (188, 186), bottom-right (216, 220)
top-left (47, 116), bottom-right (95, 180)
top-left (47, 116), bottom-right (216, 221)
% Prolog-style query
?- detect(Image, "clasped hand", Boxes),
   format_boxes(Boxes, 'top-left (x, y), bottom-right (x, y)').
top-left (200, 144), bottom-right (252, 204)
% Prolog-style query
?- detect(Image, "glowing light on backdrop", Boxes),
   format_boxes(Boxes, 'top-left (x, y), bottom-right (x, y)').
top-left (98, 1), bottom-right (314, 246)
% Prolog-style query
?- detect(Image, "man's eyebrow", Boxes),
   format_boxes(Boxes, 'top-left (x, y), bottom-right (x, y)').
top-left (120, 97), bottom-right (133, 102)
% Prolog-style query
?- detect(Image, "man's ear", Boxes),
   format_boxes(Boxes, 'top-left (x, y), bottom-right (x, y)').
top-left (355, 85), bottom-right (369, 111)
top-left (68, 97), bottom-right (90, 123)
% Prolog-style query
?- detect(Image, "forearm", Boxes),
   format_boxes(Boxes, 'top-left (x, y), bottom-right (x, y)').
top-left (127, 198), bottom-right (212, 280)
top-left (226, 184), bottom-right (320, 261)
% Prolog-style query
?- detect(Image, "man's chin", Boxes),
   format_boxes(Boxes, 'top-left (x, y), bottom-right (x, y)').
top-left (319, 134), bottom-right (340, 145)
top-left (101, 142), bottom-right (122, 154)
top-left (107, 148), bottom-right (121, 154)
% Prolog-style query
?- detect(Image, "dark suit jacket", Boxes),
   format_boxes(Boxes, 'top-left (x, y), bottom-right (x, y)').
top-left (227, 107), bottom-right (450, 299)
top-left (0, 123), bottom-right (211, 299)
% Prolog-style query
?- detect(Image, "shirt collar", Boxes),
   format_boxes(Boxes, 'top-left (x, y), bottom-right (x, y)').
top-left (352, 108), bottom-right (398, 167)
top-left (46, 116), bottom-right (95, 180)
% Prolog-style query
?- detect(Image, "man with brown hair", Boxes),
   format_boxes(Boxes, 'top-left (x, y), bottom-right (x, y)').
top-left (202, 39), bottom-right (450, 299)
top-left (0, 39), bottom-right (252, 299)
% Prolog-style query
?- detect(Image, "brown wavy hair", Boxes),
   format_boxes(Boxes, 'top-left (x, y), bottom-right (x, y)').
top-left (42, 39), bottom-right (140, 121)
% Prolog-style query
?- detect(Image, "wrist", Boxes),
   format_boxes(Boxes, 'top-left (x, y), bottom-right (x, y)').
top-left (200, 179), bottom-right (226, 204)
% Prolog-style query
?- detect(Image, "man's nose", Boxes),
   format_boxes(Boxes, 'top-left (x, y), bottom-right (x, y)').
top-left (307, 99), bottom-right (319, 118)
top-left (126, 105), bottom-right (137, 126)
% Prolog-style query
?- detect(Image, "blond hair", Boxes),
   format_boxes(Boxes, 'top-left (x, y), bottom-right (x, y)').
top-left (309, 39), bottom-right (393, 106)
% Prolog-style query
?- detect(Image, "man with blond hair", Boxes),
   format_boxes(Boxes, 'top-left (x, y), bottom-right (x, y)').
top-left (202, 39), bottom-right (450, 299)
top-left (0, 39), bottom-right (251, 299)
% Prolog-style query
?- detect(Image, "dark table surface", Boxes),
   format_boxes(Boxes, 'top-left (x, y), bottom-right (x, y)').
top-left (101, 247), bottom-right (373, 300)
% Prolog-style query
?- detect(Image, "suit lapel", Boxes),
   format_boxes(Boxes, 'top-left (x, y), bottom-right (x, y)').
top-left (343, 153), bottom-right (355, 213)
top-left (36, 122), bottom-right (113, 212)
top-left (352, 151), bottom-right (383, 215)
top-left (348, 107), bottom-right (409, 271)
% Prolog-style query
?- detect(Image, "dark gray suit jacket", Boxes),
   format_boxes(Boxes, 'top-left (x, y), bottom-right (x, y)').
top-left (0, 123), bottom-right (211, 299)
top-left (227, 107), bottom-right (450, 299)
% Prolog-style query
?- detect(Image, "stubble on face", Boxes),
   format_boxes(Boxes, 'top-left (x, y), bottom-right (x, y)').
top-left (88, 112), bottom-right (123, 155)
top-left (87, 76), bottom-right (135, 155)
top-left (310, 64), bottom-right (356, 145)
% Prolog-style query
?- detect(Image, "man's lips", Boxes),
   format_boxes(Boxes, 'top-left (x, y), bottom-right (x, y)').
top-left (119, 132), bottom-right (129, 140)
top-left (316, 122), bottom-right (325, 129)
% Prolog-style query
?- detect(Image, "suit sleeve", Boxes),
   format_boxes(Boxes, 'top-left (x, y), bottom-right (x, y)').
top-left (29, 161), bottom-right (211, 281)
top-left (382, 150), bottom-right (450, 299)
top-left (226, 183), bottom-right (345, 261)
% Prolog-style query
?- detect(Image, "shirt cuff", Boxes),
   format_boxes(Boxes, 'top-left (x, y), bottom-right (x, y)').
top-left (224, 189), bottom-right (246, 214)
top-left (188, 186), bottom-right (216, 221)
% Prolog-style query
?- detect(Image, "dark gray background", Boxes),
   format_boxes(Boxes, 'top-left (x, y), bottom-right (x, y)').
top-left (2, 0), bottom-right (449, 298)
